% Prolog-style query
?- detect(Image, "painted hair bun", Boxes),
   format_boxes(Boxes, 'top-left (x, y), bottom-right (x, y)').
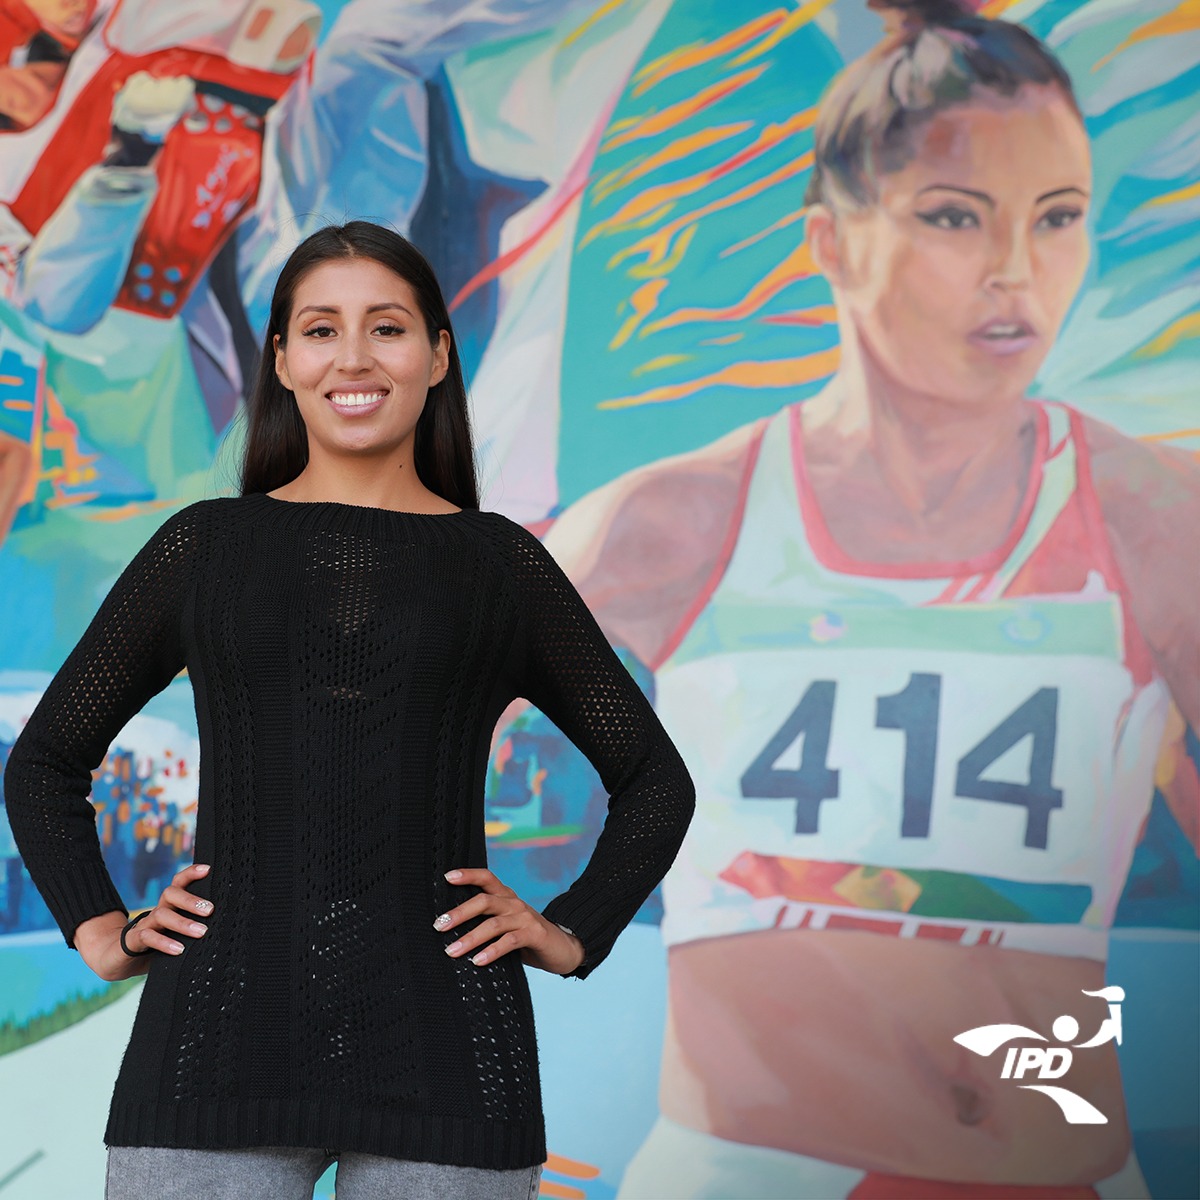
top-left (868, 0), bottom-right (982, 36)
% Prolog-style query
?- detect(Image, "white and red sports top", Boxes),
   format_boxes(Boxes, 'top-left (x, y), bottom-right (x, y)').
top-left (654, 401), bottom-right (1167, 961)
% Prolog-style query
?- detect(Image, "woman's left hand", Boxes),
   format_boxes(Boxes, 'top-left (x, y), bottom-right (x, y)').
top-left (436, 868), bottom-right (585, 976)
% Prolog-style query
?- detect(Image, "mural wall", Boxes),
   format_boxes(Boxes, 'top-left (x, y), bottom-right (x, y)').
top-left (0, 0), bottom-right (1197, 1196)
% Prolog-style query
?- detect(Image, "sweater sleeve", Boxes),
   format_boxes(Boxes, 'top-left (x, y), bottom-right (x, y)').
top-left (505, 522), bottom-right (695, 979)
top-left (4, 507), bottom-right (198, 949)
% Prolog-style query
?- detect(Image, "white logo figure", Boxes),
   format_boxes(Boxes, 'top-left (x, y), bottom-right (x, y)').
top-left (953, 986), bottom-right (1124, 1124)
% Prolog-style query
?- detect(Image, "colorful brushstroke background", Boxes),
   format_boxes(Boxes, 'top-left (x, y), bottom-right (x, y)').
top-left (0, 0), bottom-right (1196, 1197)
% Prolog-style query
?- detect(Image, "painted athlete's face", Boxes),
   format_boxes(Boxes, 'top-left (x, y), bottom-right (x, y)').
top-left (25, 0), bottom-right (94, 42)
top-left (0, 62), bottom-right (63, 130)
top-left (274, 258), bottom-right (450, 467)
top-left (809, 86), bottom-right (1091, 409)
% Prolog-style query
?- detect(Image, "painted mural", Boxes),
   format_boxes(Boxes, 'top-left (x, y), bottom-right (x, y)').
top-left (0, 1), bottom-right (1196, 1197)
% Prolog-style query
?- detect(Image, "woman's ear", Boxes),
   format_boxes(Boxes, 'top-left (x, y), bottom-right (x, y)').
top-left (273, 333), bottom-right (292, 391)
top-left (430, 330), bottom-right (450, 388)
top-left (806, 203), bottom-right (844, 286)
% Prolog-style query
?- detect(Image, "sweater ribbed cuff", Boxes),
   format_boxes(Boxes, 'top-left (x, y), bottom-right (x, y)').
top-left (37, 860), bottom-right (128, 949)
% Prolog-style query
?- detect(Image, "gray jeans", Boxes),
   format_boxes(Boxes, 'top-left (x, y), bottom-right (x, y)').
top-left (105, 1144), bottom-right (542, 1199)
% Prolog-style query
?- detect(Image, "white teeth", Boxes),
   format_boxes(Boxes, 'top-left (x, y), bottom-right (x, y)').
top-left (985, 324), bottom-right (1025, 338)
top-left (328, 391), bottom-right (385, 407)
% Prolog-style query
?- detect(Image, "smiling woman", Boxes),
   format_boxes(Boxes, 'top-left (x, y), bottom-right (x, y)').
top-left (3, 220), bottom-right (695, 1199)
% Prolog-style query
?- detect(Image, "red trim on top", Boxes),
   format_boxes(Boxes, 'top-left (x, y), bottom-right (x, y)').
top-left (788, 403), bottom-right (1051, 581)
top-left (1064, 405), bottom-right (1156, 685)
top-left (649, 419), bottom-right (770, 671)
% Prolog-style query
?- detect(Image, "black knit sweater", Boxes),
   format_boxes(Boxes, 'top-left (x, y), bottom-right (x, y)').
top-left (4, 494), bottom-right (695, 1168)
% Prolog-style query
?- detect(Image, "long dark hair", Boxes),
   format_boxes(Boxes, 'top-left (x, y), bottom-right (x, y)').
top-left (806, 0), bottom-right (1082, 209)
top-left (239, 221), bottom-right (479, 509)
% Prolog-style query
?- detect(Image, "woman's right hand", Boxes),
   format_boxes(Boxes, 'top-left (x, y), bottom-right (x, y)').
top-left (74, 863), bottom-right (214, 982)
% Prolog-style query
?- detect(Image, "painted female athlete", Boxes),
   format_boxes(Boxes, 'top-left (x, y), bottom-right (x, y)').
top-left (538, 2), bottom-right (1199, 1196)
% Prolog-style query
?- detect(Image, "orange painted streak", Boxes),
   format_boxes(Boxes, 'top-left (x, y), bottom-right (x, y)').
top-left (449, 178), bottom-right (587, 312)
top-left (644, 242), bottom-right (818, 332)
top-left (538, 1183), bottom-right (587, 1200)
top-left (594, 122), bottom-right (751, 202)
top-left (587, 116), bottom-right (815, 249)
top-left (632, 10), bottom-right (785, 95)
top-left (610, 278), bottom-right (669, 349)
top-left (79, 499), bottom-right (178, 522)
top-left (722, 206), bottom-right (808, 256)
top-left (1138, 427), bottom-right (1200, 443)
top-left (628, 224), bottom-right (697, 279)
top-left (599, 346), bottom-right (839, 409)
top-left (1094, 0), bottom-right (1200, 71)
top-left (600, 65), bottom-right (768, 153)
top-left (732, 0), bottom-right (837, 66)
top-left (761, 304), bottom-right (838, 325)
top-left (544, 1153), bottom-right (602, 1179)
top-left (563, 0), bottom-right (629, 47)
top-left (609, 152), bottom-right (813, 268)
top-left (979, 0), bottom-right (1021, 16)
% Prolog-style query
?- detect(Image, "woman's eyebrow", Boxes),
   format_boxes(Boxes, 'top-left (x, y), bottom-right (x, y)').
top-left (1037, 186), bottom-right (1089, 202)
top-left (295, 302), bottom-right (417, 318)
top-left (916, 184), bottom-right (994, 206)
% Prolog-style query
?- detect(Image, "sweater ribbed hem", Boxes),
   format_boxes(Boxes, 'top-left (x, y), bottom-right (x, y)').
top-left (104, 1096), bottom-right (546, 1169)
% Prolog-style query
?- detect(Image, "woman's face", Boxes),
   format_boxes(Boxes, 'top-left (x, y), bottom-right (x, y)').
top-left (274, 258), bottom-right (450, 465)
top-left (813, 85), bottom-right (1091, 408)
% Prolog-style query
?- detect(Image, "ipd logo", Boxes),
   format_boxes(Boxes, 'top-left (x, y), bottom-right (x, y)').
top-left (954, 986), bottom-right (1124, 1124)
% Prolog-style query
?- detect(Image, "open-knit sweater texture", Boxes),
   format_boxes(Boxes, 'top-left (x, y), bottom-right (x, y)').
top-left (4, 494), bottom-right (695, 1168)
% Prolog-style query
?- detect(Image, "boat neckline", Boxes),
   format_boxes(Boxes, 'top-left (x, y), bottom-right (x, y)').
top-left (257, 492), bottom-right (467, 517)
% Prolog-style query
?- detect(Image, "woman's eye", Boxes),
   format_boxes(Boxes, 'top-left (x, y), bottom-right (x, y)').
top-left (374, 323), bottom-right (404, 336)
top-left (917, 206), bottom-right (979, 231)
top-left (302, 326), bottom-right (335, 338)
top-left (1038, 206), bottom-right (1083, 230)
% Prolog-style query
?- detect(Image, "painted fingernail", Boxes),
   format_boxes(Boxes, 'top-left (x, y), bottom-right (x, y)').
top-left (445, 941), bottom-right (463, 956)
top-left (471, 952), bottom-right (488, 966)
top-left (444, 870), bottom-right (462, 882)
top-left (195, 900), bottom-right (212, 913)
top-left (433, 914), bottom-right (452, 931)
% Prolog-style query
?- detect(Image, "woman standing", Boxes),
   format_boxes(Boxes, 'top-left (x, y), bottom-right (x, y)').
top-left (534, 2), bottom-right (1197, 1196)
top-left (4, 220), bottom-right (695, 1198)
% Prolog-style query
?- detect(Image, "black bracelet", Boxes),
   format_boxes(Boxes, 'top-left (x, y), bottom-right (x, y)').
top-left (120, 910), bottom-right (154, 957)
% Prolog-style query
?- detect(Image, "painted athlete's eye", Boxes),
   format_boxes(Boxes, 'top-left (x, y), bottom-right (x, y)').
top-left (1037, 206), bottom-right (1083, 230)
top-left (917, 206), bottom-right (980, 231)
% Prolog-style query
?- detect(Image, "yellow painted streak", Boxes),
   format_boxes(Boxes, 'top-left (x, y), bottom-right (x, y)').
top-left (979, 0), bottom-right (1021, 16)
top-left (632, 10), bottom-right (786, 96)
top-left (1143, 178), bottom-right (1200, 209)
top-left (731, 0), bottom-right (836, 65)
top-left (1133, 311), bottom-right (1200, 358)
top-left (586, 112), bottom-right (815, 249)
top-left (722, 206), bottom-right (808, 256)
top-left (700, 333), bottom-right (745, 346)
top-left (632, 354), bottom-right (694, 376)
top-left (608, 152), bottom-right (813, 268)
top-left (609, 279), bottom-right (669, 350)
top-left (1094, 0), bottom-right (1200, 71)
top-left (594, 123), bottom-right (751, 203)
top-left (645, 241), bottom-right (817, 332)
top-left (627, 223), bottom-right (698, 278)
top-left (563, 0), bottom-right (630, 48)
top-left (599, 346), bottom-right (840, 408)
top-left (484, 821), bottom-right (512, 837)
top-left (600, 64), bottom-right (768, 153)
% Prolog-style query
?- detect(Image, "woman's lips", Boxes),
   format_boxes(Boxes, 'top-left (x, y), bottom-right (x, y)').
top-left (968, 319), bottom-right (1038, 357)
top-left (326, 389), bottom-right (386, 416)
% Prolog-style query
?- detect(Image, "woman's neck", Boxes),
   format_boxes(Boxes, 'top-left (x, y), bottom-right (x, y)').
top-left (804, 338), bottom-right (1032, 523)
top-left (270, 456), bottom-right (458, 514)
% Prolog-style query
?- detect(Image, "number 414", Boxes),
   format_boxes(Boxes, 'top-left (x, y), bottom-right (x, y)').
top-left (740, 676), bottom-right (1063, 849)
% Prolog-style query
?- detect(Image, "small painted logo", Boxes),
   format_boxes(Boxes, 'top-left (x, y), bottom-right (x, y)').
top-left (953, 986), bottom-right (1124, 1124)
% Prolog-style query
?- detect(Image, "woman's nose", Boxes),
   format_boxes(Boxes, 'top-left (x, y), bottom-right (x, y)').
top-left (985, 225), bottom-right (1033, 292)
top-left (334, 330), bottom-right (374, 370)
